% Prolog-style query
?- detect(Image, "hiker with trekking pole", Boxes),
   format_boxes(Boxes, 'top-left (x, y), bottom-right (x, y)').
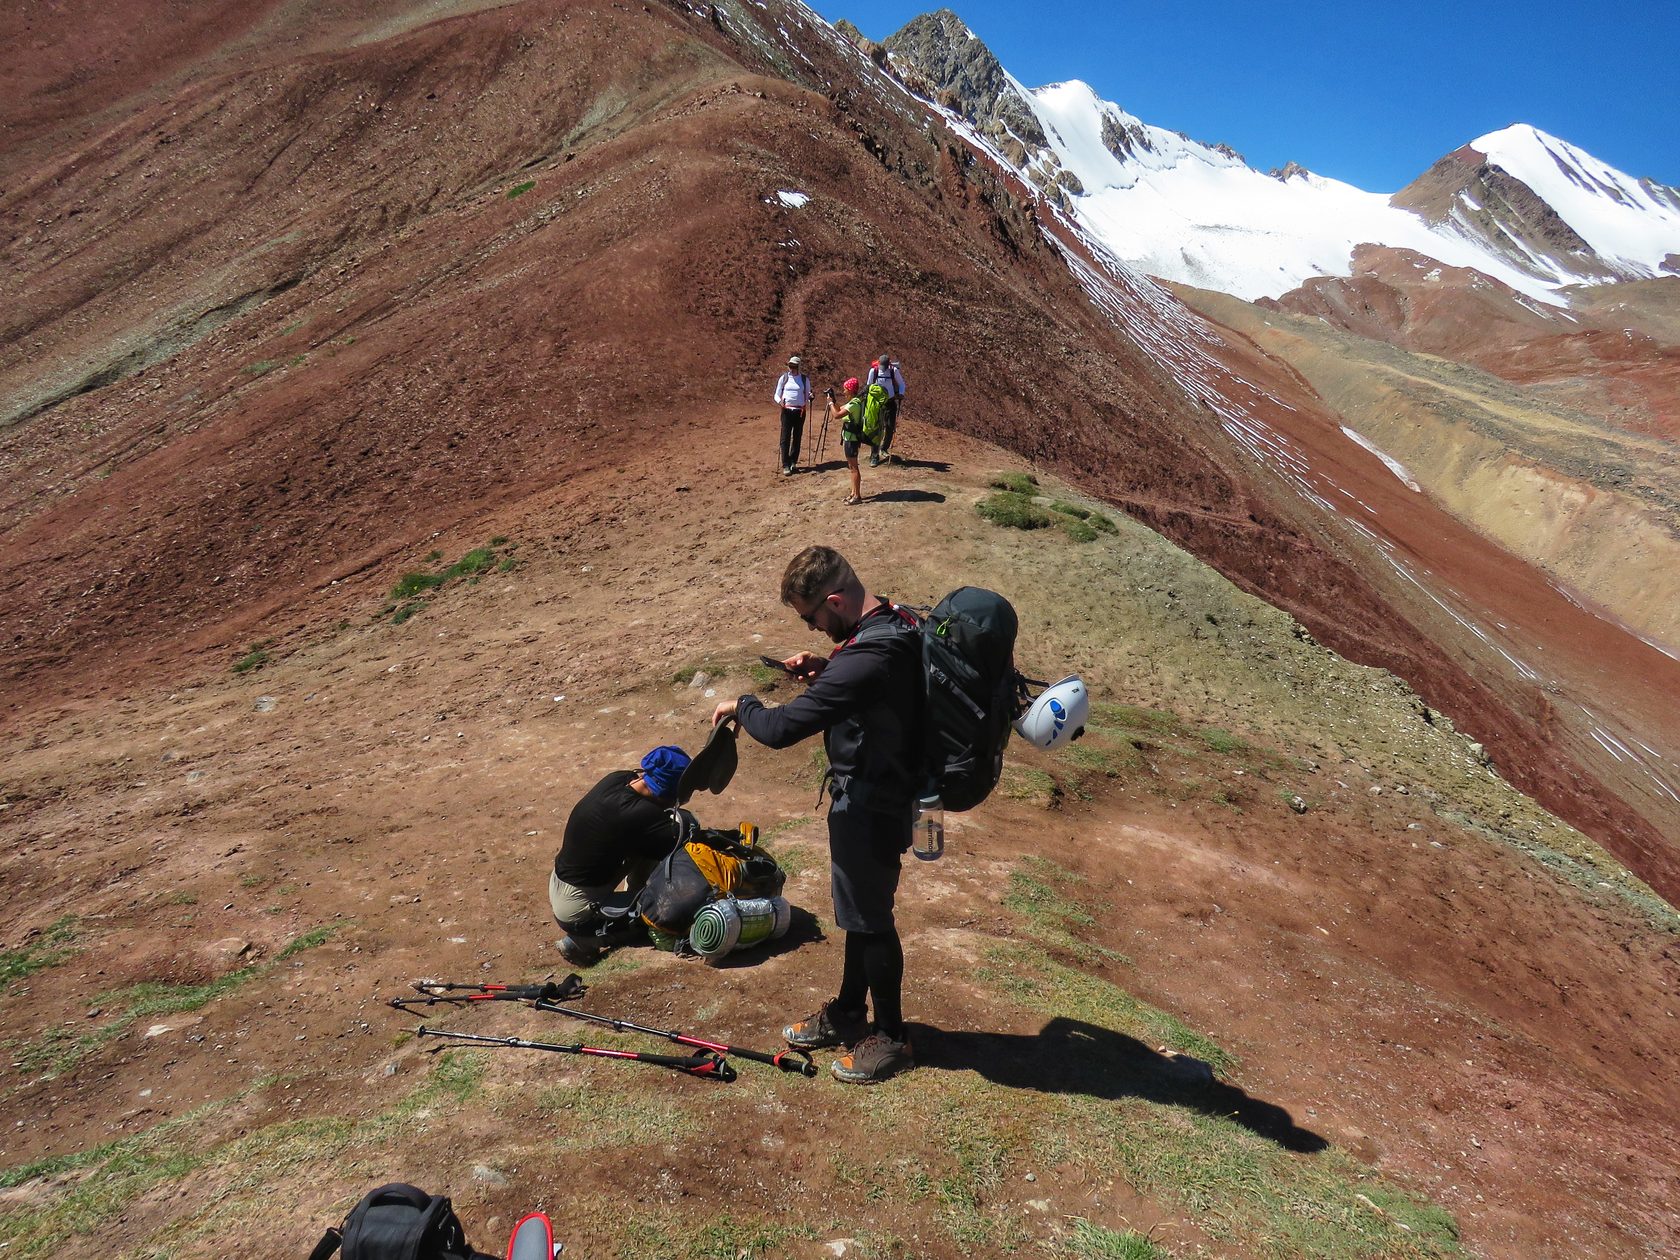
top-left (772, 354), bottom-right (812, 476)
top-left (549, 744), bottom-right (692, 966)
top-left (833, 377), bottom-right (866, 505)
top-left (711, 546), bottom-right (922, 1082)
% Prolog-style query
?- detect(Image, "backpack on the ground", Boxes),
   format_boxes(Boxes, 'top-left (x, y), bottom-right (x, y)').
top-left (916, 587), bottom-right (1024, 811)
top-left (634, 814), bottom-right (786, 938)
top-left (861, 382), bottom-right (889, 442)
top-left (310, 1183), bottom-right (482, 1260)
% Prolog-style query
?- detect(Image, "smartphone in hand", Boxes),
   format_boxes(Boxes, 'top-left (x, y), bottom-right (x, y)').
top-left (759, 655), bottom-right (794, 673)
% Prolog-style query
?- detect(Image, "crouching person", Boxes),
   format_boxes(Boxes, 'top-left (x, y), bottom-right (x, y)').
top-left (550, 744), bottom-right (691, 965)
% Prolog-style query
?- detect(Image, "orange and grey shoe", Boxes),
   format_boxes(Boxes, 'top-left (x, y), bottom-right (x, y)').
top-left (831, 1030), bottom-right (913, 1084)
top-left (783, 1000), bottom-right (868, 1051)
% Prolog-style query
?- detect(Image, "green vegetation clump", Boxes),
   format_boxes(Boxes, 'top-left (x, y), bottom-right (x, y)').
top-left (8, 926), bottom-right (338, 1082)
top-left (1, 917), bottom-right (78, 994)
top-left (988, 471), bottom-right (1040, 494)
top-left (386, 540), bottom-right (515, 624)
top-left (978, 491), bottom-right (1054, 530)
top-left (232, 645), bottom-right (271, 673)
top-left (1062, 1220), bottom-right (1172, 1259)
top-left (980, 477), bottom-right (1117, 543)
top-left (507, 180), bottom-right (536, 199)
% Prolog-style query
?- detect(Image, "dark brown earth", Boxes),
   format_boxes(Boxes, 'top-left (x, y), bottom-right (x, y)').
top-left (3, 2), bottom-right (1679, 1257)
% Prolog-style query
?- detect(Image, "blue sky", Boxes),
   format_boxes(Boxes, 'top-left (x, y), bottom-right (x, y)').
top-left (812, 1), bottom-right (1680, 191)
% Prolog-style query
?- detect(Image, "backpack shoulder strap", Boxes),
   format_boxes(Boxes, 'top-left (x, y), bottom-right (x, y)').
top-left (309, 1229), bottom-right (343, 1260)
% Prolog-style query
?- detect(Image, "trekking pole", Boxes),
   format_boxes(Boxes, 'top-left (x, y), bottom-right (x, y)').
top-left (395, 976), bottom-right (585, 1009)
top-left (817, 392), bottom-right (834, 463)
top-left (528, 998), bottom-right (817, 1077)
top-left (411, 1025), bottom-right (737, 1080)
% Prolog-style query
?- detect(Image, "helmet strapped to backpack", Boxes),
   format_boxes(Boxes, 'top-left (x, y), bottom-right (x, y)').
top-left (1013, 676), bottom-right (1089, 750)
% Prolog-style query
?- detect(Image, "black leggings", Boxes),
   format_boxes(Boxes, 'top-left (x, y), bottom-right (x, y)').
top-left (779, 407), bottom-right (804, 468)
top-left (837, 927), bottom-right (904, 1038)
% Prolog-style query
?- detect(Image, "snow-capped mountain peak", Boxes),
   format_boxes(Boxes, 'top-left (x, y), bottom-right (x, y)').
top-left (882, 20), bottom-right (1680, 305)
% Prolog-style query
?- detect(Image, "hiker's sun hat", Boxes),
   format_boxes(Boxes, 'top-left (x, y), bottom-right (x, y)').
top-left (639, 745), bottom-right (692, 800)
top-left (788, 355), bottom-right (802, 366)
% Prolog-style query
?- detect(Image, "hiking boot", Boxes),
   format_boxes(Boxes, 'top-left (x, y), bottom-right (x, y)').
top-left (783, 1000), bottom-right (868, 1050)
top-left (556, 934), bottom-right (602, 967)
top-left (782, 465), bottom-right (794, 476)
top-left (831, 1030), bottom-right (913, 1084)
top-left (868, 453), bottom-right (880, 467)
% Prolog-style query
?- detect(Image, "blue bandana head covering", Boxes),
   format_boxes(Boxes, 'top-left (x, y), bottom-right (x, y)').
top-left (638, 745), bottom-right (691, 801)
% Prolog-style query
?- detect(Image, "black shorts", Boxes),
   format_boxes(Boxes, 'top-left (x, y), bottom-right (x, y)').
top-left (827, 792), bottom-right (910, 932)
top-left (842, 436), bottom-right (861, 458)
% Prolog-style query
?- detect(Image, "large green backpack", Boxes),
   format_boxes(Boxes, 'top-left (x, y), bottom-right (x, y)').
top-left (861, 383), bottom-right (889, 442)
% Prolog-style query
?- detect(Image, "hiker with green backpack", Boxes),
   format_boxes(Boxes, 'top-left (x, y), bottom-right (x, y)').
top-left (865, 352), bottom-right (906, 466)
top-left (834, 376), bottom-right (867, 505)
top-left (711, 546), bottom-right (923, 1082)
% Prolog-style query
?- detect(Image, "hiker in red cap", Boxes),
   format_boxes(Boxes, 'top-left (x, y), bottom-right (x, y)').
top-left (834, 377), bottom-right (865, 504)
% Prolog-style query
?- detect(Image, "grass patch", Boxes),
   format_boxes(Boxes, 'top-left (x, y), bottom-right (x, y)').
top-left (385, 542), bottom-right (513, 623)
top-left (1000, 765), bottom-right (1061, 807)
top-left (9, 926), bottom-right (338, 1083)
top-left (1, 917), bottom-right (78, 994)
top-left (531, 1080), bottom-right (699, 1149)
top-left (977, 490), bottom-right (1054, 530)
top-left (1061, 1220), bottom-right (1173, 1259)
top-left (1063, 516), bottom-right (1100, 543)
top-left (1004, 857), bottom-right (1128, 964)
top-left (507, 180), bottom-right (536, 199)
top-left (984, 939), bottom-right (1231, 1073)
top-left (1201, 727), bottom-right (1245, 755)
top-left (761, 839), bottom-right (819, 883)
top-left (233, 640), bottom-right (273, 674)
top-left (672, 660), bottom-right (728, 686)
top-left (0, 1052), bottom-right (483, 1260)
top-left (959, 941), bottom-right (1462, 1256)
top-left (244, 359), bottom-right (278, 376)
top-left (988, 471), bottom-right (1039, 494)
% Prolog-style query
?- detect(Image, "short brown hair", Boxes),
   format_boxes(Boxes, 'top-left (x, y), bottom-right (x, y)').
top-left (781, 545), bottom-right (857, 606)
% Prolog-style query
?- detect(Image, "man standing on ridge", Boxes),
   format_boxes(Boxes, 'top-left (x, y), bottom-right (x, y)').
top-left (711, 546), bottom-right (921, 1083)
top-left (550, 744), bottom-right (691, 966)
top-left (866, 351), bottom-right (906, 466)
top-left (773, 355), bottom-right (812, 475)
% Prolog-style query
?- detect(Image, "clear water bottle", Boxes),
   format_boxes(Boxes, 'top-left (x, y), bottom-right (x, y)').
top-left (913, 793), bottom-right (944, 861)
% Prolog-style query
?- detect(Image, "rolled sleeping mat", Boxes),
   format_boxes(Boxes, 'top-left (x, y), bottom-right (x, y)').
top-left (689, 896), bottom-right (792, 959)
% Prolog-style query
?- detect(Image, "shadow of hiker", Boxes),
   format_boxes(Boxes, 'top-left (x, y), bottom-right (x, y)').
top-left (885, 456), bottom-right (952, 471)
top-left (916, 1016), bottom-right (1326, 1153)
top-left (866, 489), bottom-right (946, 504)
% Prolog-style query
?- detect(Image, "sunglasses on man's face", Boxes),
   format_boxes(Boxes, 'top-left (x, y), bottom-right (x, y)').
top-left (797, 592), bottom-right (837, 629)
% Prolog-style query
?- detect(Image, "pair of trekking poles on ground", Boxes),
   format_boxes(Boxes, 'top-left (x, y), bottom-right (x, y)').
top-left (390, 976), bottom-right (818, 1081)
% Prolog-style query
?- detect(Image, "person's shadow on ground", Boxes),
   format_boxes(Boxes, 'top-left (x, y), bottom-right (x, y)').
top-left (867, 489), bottom-right (945, 504)
top-left (916, 1016), bottom-right (1326, 1153)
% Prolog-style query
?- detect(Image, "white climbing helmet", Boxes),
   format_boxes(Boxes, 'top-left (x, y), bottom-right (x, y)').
top-left (1013, 675), bottom-right (1089, 750)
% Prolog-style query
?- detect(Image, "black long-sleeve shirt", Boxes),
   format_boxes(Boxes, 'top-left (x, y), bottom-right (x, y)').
top-left (553, 770), bottom-right (679, 886)
top-left (736, 602), bottom-right (923, 814)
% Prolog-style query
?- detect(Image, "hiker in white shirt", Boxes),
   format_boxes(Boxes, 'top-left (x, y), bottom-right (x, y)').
top-left (773, 355), bottom-right (812, 475)
top-left (865, 352), bottom-right (906, 466)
